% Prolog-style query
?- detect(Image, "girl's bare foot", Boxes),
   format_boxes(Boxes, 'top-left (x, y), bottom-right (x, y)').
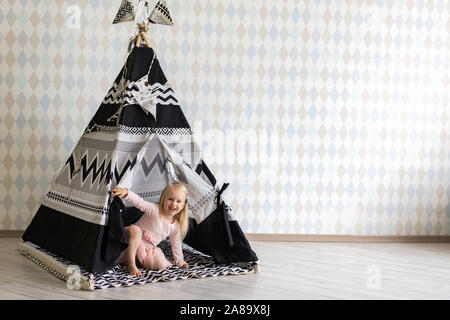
top-left (128, 265), bottom-right (143, 277)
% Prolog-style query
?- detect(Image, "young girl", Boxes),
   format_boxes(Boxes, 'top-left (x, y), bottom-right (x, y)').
top-left (111, 182), bottom-right (189, 276)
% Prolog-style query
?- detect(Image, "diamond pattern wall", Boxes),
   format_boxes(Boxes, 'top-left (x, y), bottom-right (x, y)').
top-left (0, 0), bottom-right (449, 235)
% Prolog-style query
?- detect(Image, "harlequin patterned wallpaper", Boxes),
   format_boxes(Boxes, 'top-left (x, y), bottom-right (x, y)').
top-left (0, 0), bottom-right (449, 235)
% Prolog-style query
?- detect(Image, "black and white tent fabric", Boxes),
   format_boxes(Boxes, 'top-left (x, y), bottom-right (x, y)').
top-left (20, 45), bottom-right (258, 284)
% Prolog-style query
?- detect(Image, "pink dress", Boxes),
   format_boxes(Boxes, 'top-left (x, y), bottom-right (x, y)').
top-left (120, 191), bottom-right (187, 270)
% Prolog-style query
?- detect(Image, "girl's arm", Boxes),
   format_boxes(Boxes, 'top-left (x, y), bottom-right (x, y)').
top-left (111, 187), bottom-right (156, 216)
top-left (169, 228), bottom-right (188, 268)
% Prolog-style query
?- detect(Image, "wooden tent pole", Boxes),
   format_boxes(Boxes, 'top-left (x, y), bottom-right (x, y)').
top-left (135, 32), bottom-right (142, 47)
top-left (136, 21), bottom-right (151, 48)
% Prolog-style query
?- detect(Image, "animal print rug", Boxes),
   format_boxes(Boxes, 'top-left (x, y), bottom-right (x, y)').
top-left (17, 240), bottom-right (259, 290)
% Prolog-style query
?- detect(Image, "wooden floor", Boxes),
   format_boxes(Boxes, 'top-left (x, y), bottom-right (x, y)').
top-left (1, 237), bottom-right (449, 300)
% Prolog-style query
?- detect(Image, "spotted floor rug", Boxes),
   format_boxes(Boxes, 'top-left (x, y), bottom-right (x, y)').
top-left (17, 240), bottom-right (259, 290)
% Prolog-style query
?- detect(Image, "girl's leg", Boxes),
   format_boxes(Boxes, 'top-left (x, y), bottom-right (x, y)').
top-left (125, 225), bottom-right (143, 276)
top-left (152, 247), bottom-right (172, 270)
top-left (140, 247), bottom-right (172, 271)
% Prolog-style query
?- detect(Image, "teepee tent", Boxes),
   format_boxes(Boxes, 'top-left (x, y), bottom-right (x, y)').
top-left (21, 0), bottom-right (258, 275)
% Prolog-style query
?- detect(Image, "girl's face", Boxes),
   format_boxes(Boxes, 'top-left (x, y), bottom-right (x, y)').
top-left (163, 187), bottom-right (186, 218)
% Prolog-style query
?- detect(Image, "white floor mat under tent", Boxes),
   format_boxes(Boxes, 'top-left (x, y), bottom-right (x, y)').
top-left (17, 240), bottom-right (259, 291)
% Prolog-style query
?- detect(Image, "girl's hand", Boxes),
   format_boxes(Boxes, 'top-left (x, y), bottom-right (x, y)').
top-left (180, 263), bottom-right (189, 268)
top-left (111, 187), bottom-right (128, 198)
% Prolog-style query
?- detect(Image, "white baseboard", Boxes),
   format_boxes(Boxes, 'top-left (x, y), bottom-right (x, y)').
top-left (0, 230), bottom-right (24, 238)
top-left (2, 230), bottom-right (449, 242)
top-left (245, 233), bottom-right (450, 242)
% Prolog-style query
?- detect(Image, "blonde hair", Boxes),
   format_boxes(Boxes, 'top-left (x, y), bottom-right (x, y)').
top-left (158, 182), bottom-right (189, 240)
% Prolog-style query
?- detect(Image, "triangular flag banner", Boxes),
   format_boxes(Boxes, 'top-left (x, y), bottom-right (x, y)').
top-left (149, 0), bottom-right (173, 26)
top-left (112, 0), bottom-right (135, 24)
top-left (113, 0), bottom-right (173, 26)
